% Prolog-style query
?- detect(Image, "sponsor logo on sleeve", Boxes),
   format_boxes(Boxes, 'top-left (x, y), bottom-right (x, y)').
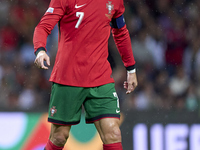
top-left (46, 7), bottom-right (54, 13)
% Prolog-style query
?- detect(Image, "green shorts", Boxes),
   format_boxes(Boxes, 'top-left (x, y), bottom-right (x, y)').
top-left (48, 83), bottom-right (120, 125)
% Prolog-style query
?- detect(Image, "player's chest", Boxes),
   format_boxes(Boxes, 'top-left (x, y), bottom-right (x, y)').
top-left (66, 0), bottom-right (118, 22)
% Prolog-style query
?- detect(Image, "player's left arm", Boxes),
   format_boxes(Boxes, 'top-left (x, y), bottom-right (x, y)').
top-left (111, 7), bottom-right (137, 94)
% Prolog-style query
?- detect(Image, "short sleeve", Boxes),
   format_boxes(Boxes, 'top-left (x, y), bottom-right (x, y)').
top-left (113, 0), bottom-right (125, 19)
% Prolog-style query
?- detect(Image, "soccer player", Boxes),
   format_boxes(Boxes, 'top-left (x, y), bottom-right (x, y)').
top-left (33, 0), bottom-right (137, 149)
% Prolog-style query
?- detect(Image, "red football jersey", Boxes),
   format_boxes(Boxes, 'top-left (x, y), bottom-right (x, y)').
top-left (33, 0), bottom-right (135, 87)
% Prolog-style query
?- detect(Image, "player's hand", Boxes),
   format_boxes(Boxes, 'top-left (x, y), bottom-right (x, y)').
top-left (124, 72), bottom-right (138, 94)
top-left (34, 51), bottom-right (50, 69)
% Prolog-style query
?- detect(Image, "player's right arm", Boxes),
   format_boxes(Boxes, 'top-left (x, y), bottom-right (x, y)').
top-left (33, 0), bottom-right (68, 69)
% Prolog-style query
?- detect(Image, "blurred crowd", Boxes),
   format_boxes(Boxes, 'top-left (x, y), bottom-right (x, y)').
top-left (0, 0), bottom-right (200, 112)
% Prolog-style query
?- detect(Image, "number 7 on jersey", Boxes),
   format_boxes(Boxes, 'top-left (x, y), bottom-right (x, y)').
top-left (75, 12), bottom-right (84, 28)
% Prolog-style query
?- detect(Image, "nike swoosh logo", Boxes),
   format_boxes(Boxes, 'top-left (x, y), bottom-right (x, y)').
top-left (116, 110), bottom-right (120, 113)
top-left (75, 4), bottom-right (86, 8)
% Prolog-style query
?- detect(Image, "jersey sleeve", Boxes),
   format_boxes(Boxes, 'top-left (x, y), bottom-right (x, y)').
top-left (112, 25), bottom-right (135, 70)
top-left (113, 0), bottom-right (125, 19)
top-left (33, 0), bottom-right (68, 54)
top-left (111, 0), bottom-right (135, 70)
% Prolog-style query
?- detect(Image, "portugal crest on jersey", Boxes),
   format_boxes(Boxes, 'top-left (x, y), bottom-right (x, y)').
top-left (105, 1), bottom-right (114, 19)
top-left (106, 1), bottom-right (114, 14)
